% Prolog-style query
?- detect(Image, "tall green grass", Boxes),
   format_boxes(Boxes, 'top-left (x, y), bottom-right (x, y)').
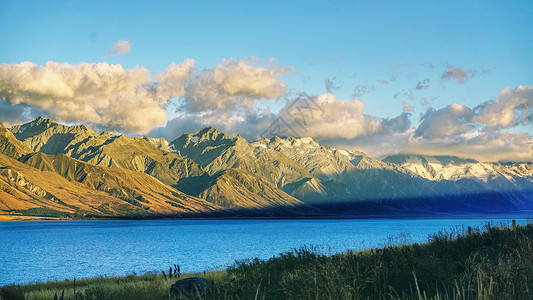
top-left (2, 222), bottom-right (532, 299)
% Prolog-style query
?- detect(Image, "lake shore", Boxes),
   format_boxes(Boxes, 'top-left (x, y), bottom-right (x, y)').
top-left (1, 211), bottom-right (531, 222)
top-left (2, 222), bottom-right (532, 299)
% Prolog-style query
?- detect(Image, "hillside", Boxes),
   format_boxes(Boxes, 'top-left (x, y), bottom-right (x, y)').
top-left (1, 121), bottom-right (222, 217)
top-left (18, 152), bottom-right (220, 216)
top-left (11, 117), bottom-right (205, 187)
top-left (1, 120), bottom-right (314, 217)
top-left (0, 123), bottom-right (32, 159)
top-left (2, 118), bottom-right (533, 217)
top-left (197, 168), bottom-right (305, 209)
top-left (0, 152), bottom-right (148, 217)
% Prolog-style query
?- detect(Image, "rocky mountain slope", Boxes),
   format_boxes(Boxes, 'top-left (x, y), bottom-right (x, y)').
top-left (10, 117), bottom-right (205, 187)
top-left (1, 121), bottom-right (222, 217)
top-left (3, 117), bottom-right (533, 217)
top-left (1, 119), bottom-right (311, 217)
top-left (0, 122), bottom-right (32, 159)
top-left (170, 127), bottom-right (320, 199)
top-left (0, 151), bottom-right (221, 218)
top-left (196, 168), bottom-right (305, 209)
top-left (171, 127), bottom-right (533, 213)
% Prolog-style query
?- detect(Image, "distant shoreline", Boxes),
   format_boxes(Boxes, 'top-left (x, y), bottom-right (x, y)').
top-left (1, 212), bottom-right (531, 222)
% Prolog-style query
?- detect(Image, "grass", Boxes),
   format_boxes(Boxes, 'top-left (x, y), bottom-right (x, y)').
top-left (2, 222), bottom-right (532, 299)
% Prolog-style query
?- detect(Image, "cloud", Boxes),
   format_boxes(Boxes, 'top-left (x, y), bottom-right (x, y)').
top-left (150, 84), bottom-right (533, 162)
top-left (473, 85), bottom-right (533, 128)
top-left (381, 112), bottom-right (411, 133)
top-left (155, 59), bottom-right (196, 99)
top-left (349, 129), bottom-right (533, 162)
top-left (269, 93), bottom-right (384, 140)
top-left (0, 58), bottom-right (289, 134)
top-left (324, 77), bottom-right (343, 93)
top-left (149, 110), bottom-right (272, 142)
top-left (107, 40), bottom-right (132, 55)
top-left (0, 61), bottom-right (169, 133)
top-left (0, 57), bottom-right (530, 162)
top-left (181, 58), bottom-right (291, 113)
top-left (441, 66), bottom-right (468, 84)
top-left (352, 79), bottom-right (374, 98)
top-left (0, 100), bottom-right (33, 127)
top-left (440, 64), bottom-right (490, 85)
top-left (393, 89), bottom-right (414, 101)
top-left (415, 79), bottom-right (430, 90)
top-left (415, 104), bottom-right (474, 138)
top-left (402, 101), bottom-right (414, 112)
top-left (152, 93), bottom-right (388, 142)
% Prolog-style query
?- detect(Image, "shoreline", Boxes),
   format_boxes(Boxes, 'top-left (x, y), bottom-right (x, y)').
top-left (2, 222), bottom-right (531, 299)
top-left (1, 211), bottom-right (531, 222)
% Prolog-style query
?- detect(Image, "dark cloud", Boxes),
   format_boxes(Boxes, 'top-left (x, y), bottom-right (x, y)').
top-left (324, 77), bottom-right (343, 93)
top-left (415, 79), bottom-right (430, 90)
top-left (381, 112), bottom-right (411, 133)
top-left (440, 64), bottom-right (490, 85)
top-left (441, 66), bottom-right (468, 84)
top-left (0, 100), bottom-right (32, 126)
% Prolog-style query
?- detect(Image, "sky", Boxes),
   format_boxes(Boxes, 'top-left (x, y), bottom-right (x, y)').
top-left (0, 0), bottom-right (532, 161)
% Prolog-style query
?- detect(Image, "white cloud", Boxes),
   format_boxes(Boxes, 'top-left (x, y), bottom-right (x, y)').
top-left (0, 61), bottom-right (192, 133)
top-left (181, 58), bottom-right (290, 113)
top-left (0, 57), bottom-right (530, 162)
top-left (155, 59), bottom-right (195, 99)
top-left (473, 85), bottom-right (533, 128)
top-left (415, 104), bottom-right (474, 138)
top-left (275, 93), bottom-right (382, 140)
top-left (108, 40), bottom-right (132, 55)
top-left (0, 58), bottom-right (290, 134)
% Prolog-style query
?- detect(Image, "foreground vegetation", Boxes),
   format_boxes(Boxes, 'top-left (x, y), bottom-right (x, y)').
top-left (2, 222), bottom-right (532, 299)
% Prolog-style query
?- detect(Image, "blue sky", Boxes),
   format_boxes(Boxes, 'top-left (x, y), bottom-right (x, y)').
top-left (0, 0), bottom-right (532, 161)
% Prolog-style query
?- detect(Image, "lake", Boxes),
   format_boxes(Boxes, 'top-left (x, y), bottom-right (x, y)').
top-left (0, 218), bottom-right (528, 286)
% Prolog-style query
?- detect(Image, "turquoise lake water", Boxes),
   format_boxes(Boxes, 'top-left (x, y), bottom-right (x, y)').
top-left (0, 218), bottom-right (529, 286)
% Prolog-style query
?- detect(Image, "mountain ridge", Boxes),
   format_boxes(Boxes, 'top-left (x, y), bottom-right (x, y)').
top-left (2, 117), bottom-right (533, 218)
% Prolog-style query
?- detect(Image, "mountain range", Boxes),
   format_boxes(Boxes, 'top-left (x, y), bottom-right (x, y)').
top-left (1, 117), bottom-right (532, 219)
